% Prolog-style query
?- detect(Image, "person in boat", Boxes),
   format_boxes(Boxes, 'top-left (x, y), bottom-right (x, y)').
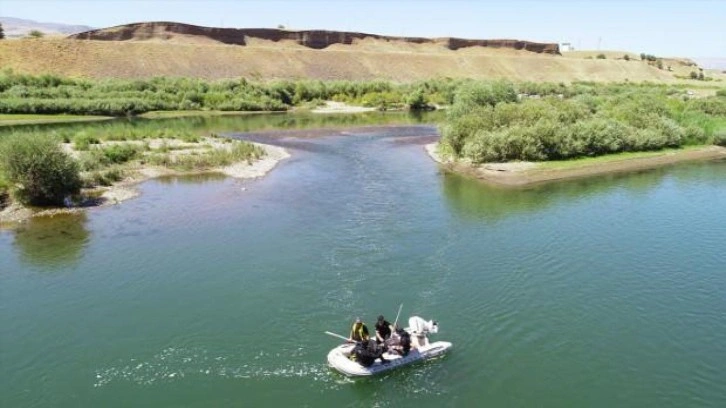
top-left (375, 315), bottom-right (392, 345)
top-left (349, 317), bottom-right (370, 343)
top-left (352, 339), bottom-right (388, 367)
top-left (389, 327), bottom-right (412, 356)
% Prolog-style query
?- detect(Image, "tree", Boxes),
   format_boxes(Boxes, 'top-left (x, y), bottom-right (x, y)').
top-left (28, 30), bottom-right (44, 39)
top-left (690, 71), bottom-right (699, 80)
top-left (0, 23), bottom-right (5, 40)
top-left (623, 54), bottom-right (630, 61)
top-left (0, 135), bottom-right (82, 206)
top-left (640, 52), bottom-right (646, 61)
top-left (406, 88), bottom-right (429, 110)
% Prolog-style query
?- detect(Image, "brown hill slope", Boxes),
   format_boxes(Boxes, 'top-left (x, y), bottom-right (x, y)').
top-left (0, 22), bottom-right (677, 83)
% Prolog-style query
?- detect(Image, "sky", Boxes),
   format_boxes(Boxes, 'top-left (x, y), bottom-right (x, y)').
top-left (1, 0), bottom-right (724, 58)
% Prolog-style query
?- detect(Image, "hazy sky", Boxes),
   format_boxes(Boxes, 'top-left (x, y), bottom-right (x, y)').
top-left (1, 0), bottom-right (724, 57)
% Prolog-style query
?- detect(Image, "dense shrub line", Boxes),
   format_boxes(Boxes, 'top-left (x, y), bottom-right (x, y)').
top-left (1, 71), bottom-right (722, 118)
top-left (441, 82), bottom-right (726, 162)
top-left (0, 72), bottom-right (466, 115)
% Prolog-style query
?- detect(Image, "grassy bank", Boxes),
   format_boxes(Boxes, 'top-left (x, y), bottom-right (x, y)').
top-left (0, 124), bottom-right (266, 213)
top-left (537, 145), bottom-right (711, 170)
top-left (429, 143), bottom-right (726, 187)
top-left (138, 110), bottom-right (282, 119)
top-left (0, 113), bottom-right (113, 126)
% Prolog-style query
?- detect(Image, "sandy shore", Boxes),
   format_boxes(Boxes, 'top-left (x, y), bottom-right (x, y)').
top-left (98, 142), bottom-right (289, 203)
top-left (0, 143), bottom-right (289, 226)
top-left (425, 143), bottom-right (726, 187)
top-left (311, 101), bottom-right (377, 114)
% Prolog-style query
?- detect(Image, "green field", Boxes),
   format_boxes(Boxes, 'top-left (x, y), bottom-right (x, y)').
top-left (0, 113), bottom-right (112, 126)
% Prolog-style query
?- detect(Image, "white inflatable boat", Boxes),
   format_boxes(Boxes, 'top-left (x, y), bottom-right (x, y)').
top-left (326, 316), bottom-right (452, 377)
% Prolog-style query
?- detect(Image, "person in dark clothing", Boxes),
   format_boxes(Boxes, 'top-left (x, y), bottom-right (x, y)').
top-left (353, 339), bottom-right (388, 367)
top-left (375, 315), bottom-right (392, 345)
top-left (399, 330), bottom-right (411, 356)
top-left (391, 327), bottom-right (412, 356)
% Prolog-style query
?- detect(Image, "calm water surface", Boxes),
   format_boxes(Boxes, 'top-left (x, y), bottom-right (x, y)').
top-left (1, 114), bottom-right (726, 407)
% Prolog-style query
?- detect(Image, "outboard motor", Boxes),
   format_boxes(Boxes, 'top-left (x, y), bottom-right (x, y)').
top-left (408, 316), bottom-right (439, 334)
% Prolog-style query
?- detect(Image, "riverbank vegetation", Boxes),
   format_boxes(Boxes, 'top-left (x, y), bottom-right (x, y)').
top-left (441, 81), bottom-right (726, 163)
top-left (0, 134), bottom-right (82, 206)
top-left (1, 71), bottom-right (723, 118)
top-left (0, 71), bottom-right (457, 115)
top-left (0, 122), bottom-right (265, 210)
top-left (1, 72), bottom-right (725, 209)
top-left (0, 113), bottom-right (112, 126)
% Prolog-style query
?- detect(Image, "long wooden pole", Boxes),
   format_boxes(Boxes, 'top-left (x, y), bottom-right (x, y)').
top-left (325, 331), bottom-right (350, 342)
top-left (393, 304), bottom-right (403, 328)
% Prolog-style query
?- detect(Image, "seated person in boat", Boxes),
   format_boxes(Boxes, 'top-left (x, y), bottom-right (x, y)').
top-left (388, 327), bottom-right (412, 356)
top-left (375, 315), bottom-right (392, 345)
top-left (349, 317), bottom-right (370, 342)
top-left (351, 339), bottom-right (388, 367)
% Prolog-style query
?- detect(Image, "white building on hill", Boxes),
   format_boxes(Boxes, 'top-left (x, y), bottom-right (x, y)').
top-left (560, 42), bottom-right (574, 52)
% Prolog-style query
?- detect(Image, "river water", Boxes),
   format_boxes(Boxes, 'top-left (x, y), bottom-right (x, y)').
top-left (1, 114), bottom-right (726, 407)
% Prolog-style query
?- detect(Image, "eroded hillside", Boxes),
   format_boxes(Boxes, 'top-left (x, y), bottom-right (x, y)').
top-left (0, 22), bottom-right (678, 82)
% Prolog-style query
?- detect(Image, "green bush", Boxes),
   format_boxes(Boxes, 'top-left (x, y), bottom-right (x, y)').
top-left (73, 132), bottom-right (100, 150)
top-left (77, 150), bottom-right (107, 171)
top-left (0, 135), bottom-right (81, 206)
top-left (84, 167), bottom-right (124, 187)
top-left (406, 89), bottom-right (430, 110)
top-left (0, 175), bottom-right (8, 206)
top-left (27, 30), bottom-right (44, 39)
top-left (713, 130), bottom-right (726, 147)
top-left (452, 81), bottom-right (517, 113)
top-left (101, 144), bottom-right (141, 164)
top-left (596, 54), bottom-right (606, 59)
top-left (683, 125), bottom-right (708, 144)
top-left (147, 141), bottom-right (264, 171)
top-left (689, 97), bottom-right (726, 116)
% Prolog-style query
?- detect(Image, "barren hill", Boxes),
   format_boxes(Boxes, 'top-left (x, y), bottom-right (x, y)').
top-left (0, 21), bottom-right (679, 83)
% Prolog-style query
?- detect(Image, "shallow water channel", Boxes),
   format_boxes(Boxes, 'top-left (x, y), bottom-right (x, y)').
top-left (2, 112), bottom-right (726, 407)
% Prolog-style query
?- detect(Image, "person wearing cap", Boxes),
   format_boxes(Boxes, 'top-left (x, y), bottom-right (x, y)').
top-left (349, 317), bottom-right (370, 342)
top-left (375, 315), bottom-right (392, 345)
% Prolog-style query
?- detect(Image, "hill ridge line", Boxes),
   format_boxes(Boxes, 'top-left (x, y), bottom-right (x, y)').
top-left (68, 21), bottom-right (561, 54)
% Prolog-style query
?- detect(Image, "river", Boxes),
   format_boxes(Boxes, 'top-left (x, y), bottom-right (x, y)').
top-left (1, 113), bottom-right (725, 407)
